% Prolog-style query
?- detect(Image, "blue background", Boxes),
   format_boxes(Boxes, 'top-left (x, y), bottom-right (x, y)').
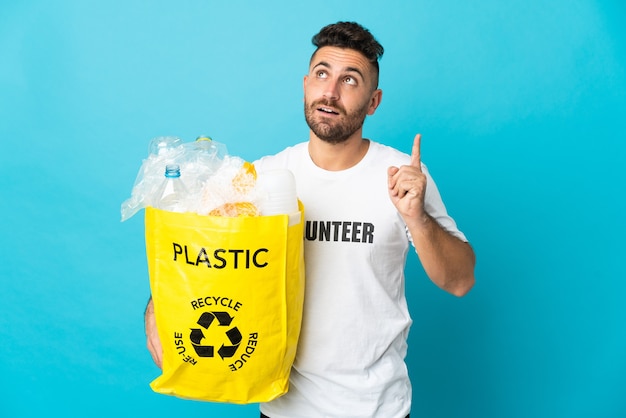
top-left (1, 1), bottom-right (625, 417)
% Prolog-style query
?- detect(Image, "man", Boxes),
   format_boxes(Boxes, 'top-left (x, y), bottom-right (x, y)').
top-left (146, 21), bottom-right (475, 417)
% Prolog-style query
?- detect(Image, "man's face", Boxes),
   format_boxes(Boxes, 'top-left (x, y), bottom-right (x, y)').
top-left (304, 46), bottom-right (381, 144)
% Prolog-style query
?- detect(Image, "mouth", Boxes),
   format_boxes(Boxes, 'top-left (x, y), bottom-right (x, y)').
top-left (315, 102), bottom-right (341, 116)
top-left (317, 106), bottom-right (340, 116)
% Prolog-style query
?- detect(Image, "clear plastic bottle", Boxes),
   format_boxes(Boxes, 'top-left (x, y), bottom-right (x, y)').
top-left (149, 136), bottom-right (183, 156)
top-left (257, 169), bottom-right (300, 225)
top-left (185, 136), bottom-right (226, 189)
top-left (153, 164), bottom-right (189, 212)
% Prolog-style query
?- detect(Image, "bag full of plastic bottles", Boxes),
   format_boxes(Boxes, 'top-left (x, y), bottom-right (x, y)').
top-left (121, 136), bottom-right (305, 404)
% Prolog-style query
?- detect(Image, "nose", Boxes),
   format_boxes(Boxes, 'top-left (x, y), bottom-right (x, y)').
top-left (323, 78), bottom-right (340, 101)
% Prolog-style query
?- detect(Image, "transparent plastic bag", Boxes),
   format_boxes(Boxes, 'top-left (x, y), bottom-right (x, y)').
top-left (120, 135), bottom-right (298, 222)
top-left (120, 136), bottom-right (227, 221)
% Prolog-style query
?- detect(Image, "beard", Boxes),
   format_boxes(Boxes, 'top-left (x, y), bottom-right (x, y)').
top-left (304, 98), bottom-right (369, 144)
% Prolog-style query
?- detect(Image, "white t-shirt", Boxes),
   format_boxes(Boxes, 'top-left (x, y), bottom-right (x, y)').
top-left (254, 140), bottom-right (466, 418)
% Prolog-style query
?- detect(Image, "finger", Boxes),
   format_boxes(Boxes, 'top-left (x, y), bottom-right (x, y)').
top-left (410, 133), bottom-right (422, 170)
top-left (155, 346), bottom-right (163, 369)
top-left (148, 338), bottom-right (163, 369)
top-left (387, 166), bottom-right (399, 188)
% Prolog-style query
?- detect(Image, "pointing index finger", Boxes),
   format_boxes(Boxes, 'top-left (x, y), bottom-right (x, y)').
top-left (410, 133), bottom-right (422, 170)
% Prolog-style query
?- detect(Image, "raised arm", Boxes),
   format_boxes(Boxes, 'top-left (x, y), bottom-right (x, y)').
top-left (387, 134), bottom-right (475, 296)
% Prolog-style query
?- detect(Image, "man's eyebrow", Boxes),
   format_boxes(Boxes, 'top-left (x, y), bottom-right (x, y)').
top-left (312, 61), bottom-right (331, 70)
top-left (312, 61), bottom-right (365, 80)
top-left (345, 66), bottom-right (365, 80)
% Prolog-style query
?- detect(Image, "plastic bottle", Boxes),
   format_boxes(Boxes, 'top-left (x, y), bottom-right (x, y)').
top-left (192, 136), bottom-right (225, 182)
top-left (194, 136), bottom-right (219, 159)
top-left (257, 169), bottom-right (299, 224)
top-left (153, 164), bottom-right (189, 212)
top-left (149, 136), bottom-right (183, 156)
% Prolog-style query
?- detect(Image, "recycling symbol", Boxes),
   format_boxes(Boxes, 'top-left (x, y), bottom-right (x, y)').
top-left (190, 311), bottom-right (242, 359)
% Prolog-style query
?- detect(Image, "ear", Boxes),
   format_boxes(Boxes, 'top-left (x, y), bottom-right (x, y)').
top-left (367, 89), bottom-right (383, 116)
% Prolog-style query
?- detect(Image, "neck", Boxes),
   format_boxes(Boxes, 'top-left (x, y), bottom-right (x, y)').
top-left (308, 132), bottom-right (370, 171)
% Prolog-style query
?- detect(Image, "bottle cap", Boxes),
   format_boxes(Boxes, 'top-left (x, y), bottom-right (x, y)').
top-left (164, 164), bottom-right (181, 178)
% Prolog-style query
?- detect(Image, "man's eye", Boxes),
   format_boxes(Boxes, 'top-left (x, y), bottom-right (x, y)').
top-left (344, 76), bottom-right (357, 85)
top-left (317, 71), bottom-right (328, 79)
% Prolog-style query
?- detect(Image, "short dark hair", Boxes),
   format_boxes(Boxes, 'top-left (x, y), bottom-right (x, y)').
top-left (311, 22), bottom-right (384, 86)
